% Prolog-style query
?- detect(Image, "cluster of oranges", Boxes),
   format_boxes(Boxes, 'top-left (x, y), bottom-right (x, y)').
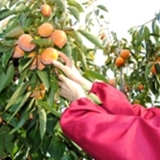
top-left (12, 4), bottom-right (67, 71)
top-left (12, 4), bottom-right (68, 99)
top-left (115, 49), bottom-right (130, 67)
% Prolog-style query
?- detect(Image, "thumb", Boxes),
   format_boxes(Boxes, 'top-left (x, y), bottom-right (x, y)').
top-left (52, 60), bottom-right (71, 76)
top-left (52, 60), bottom-right (64, 70)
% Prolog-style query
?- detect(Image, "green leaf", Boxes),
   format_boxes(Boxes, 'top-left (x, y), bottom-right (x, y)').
top-left (5, 82), bottom-right (29, 110)
top-left (67, 30), bottom-right (83, 47)
top-left (10, 113), bottom-right (29, 134)
top-left (38, 100), bottom-right (61, 118)
top-left (8, 92), bottom-right (31, 122)
top-left (0, 9), bottom-right (16, 20)
top-left (68, 6), bottom-right (80, 21)
top-left (78, 29), bottom-right (103, 49)
top-left (87, 93), bottom-right (102, 105)
top-left (32, 38), bottom-right (53, 47)
top-left (46, 113), bottom-right (58, 134)
top-left (9, 0), bottom-right (18, 8)
top-left (145, 63), bottom-right (153, 80)
top-left (4, 16), bottom-right (19, 33)
top-left (2, 113), bottom-right (18, 127)
top-left (5, 26), bottom-right (24, 38)
top-left (84, 70), bottom-right (108, 82)
top-left (67, 0), bottom-right (84, 12)
top-left (47, 78), bottom-right (58, 106)
top-left (0, 64), bottom-right (15, 92)
top-left (36, 70), bottom-right (50, 90)
top-left (79, 49), bottom-right (88, 70)
top-left (4, 131), bottom-right (15, 154)
top-left (97, 5), bottom-right (108, 12)
top-left (61, 43), bottom-right (72, 58)
top-left (0, 126), bottom-right (9, 157)
top-left (28, 128), bottom-right (41, 153)
top-left (41, 136), bottom-right (53, 155)
top-left (48, 136), bottom-right (65, 160)
top-left (20, 57), bottom-right (33, 71)
top-left (38, 106), bottom-right (47, 140)
top-left (2, 48), bottom-right (14, 68)
top-left (144, 26), bottom-right (150, 39)
top-left (52, 0), bottom-right (65, 11)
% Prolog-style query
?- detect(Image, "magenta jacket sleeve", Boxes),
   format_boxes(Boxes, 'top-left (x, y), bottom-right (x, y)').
top-left (60, 82), bottom-right (160, 160)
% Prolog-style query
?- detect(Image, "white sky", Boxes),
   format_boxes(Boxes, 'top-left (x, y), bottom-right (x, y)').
top-left (101, 0), bottom-right (160, 39)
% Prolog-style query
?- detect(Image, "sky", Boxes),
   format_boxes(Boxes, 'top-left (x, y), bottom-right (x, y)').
top-left (100, 0), bottom-right (160, 39)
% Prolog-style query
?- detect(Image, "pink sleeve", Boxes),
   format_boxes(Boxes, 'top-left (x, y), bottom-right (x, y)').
top-left (90, 82), bottom-right (134, 115)
top-left (60, 82), bottom-right (160, 160)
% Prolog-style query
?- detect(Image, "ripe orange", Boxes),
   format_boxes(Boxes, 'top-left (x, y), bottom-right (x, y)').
top-left (38, 22), bottom-right (54, 37)
top-left (138, 84), bottom-right (144, 91)
top-left (41, 47), bottom-right (59, 65)
top-left (120, 49), bottom-right (130, 59)
top-left (115, 56), bottom-right (125, 67)
top-left (150, 64), bottom-right (157, 74)
top-left (124, 84), bottom-right (130, 92)
top-left (18, 34), bottom-right (36, 52)
top-left (12, 45), bottom-right (25, 58)
top-left (41, 4), bottom-right (52, 17)
top-left (51, 30), bottom-right (67, 48)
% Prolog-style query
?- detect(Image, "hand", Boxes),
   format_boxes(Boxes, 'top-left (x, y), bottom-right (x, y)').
top-left (58, 74), bottom-right (86, 102)
top-left (53, 51), bottom-right (82, 82)
top-left (52, 52), bottom-right (92, 90)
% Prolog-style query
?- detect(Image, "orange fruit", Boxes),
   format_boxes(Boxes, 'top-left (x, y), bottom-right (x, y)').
top-left (18, 34), bottom-right (36, 52)
top-left (51, 30), bottom-right (67, 48)
top-left (138, 84), bottom-right (144, 90)
top-left (41, 47), bottom-right (59, 65)
top-left (124, 85), bottom-right (130, 92)
top-left (12, 45), bottom-right (25, 58)
top-left (115, 56), bottom-right (125, 67)
top-left (41, 4), bottom-right (52, 17)
top-left (120, 49), bottom-right (130, 59)
top-left (38, 22), bottom-right (54, 37)
top-left (151, 64), bottom-right (157, 74)
top-left (100, 32), bottom-right (106, 40)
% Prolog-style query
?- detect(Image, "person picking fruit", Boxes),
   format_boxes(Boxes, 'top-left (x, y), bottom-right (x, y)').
top-left (52, 52), bottom-right (160, 160)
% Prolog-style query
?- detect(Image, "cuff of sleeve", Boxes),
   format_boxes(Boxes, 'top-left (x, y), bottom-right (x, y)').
top-left (89, 82), bottom-right (135, 115)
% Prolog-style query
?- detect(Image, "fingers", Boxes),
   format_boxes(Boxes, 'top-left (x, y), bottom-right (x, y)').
top-left (52, 60), bottom-right (68, 72)
top-left (58, 51), bottom-right (70, 64)
top-left (58, 74), bottom-right (66, 82)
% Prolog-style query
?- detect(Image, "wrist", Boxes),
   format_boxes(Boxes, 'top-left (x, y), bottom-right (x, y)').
top-left (78, 77), bottom-right (92, 91)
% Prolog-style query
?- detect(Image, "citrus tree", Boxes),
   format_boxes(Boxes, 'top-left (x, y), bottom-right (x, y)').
top-left (0, 0), bottom-right (160, 159)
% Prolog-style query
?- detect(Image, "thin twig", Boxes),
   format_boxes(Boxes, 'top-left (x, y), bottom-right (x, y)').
top-left (136, 17), bottom-right (156, 28)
